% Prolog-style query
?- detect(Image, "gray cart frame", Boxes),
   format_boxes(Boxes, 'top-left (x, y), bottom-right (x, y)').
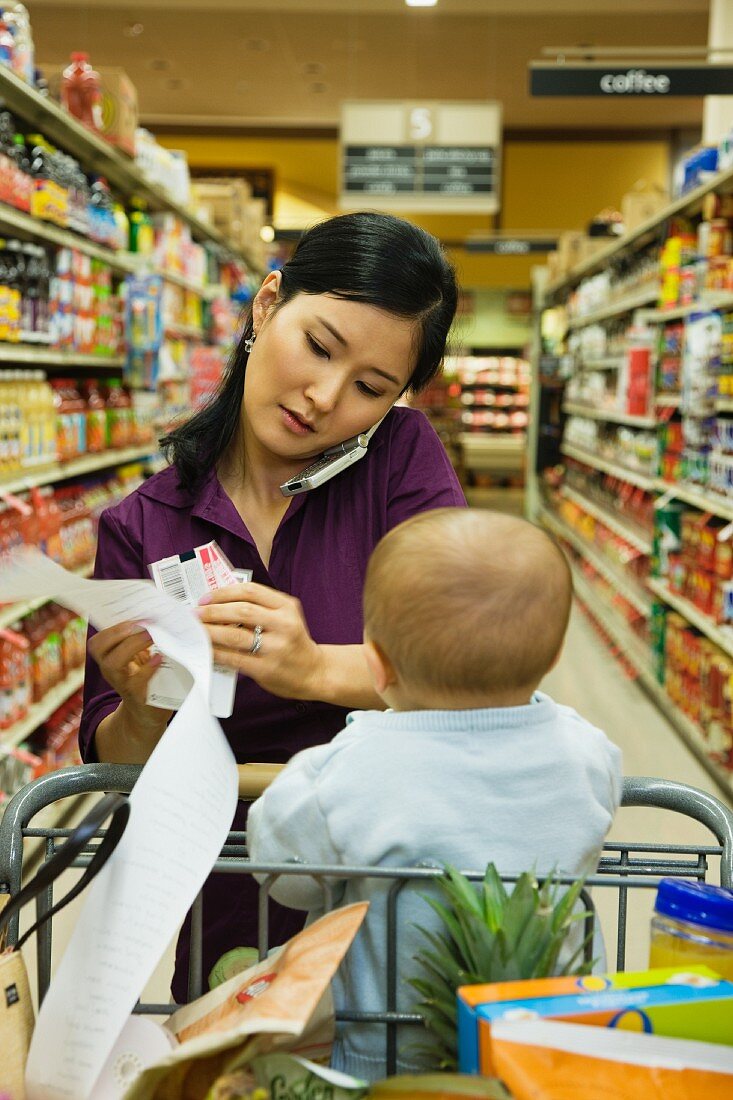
top-left (1, 766), bottom-right (732, 1075)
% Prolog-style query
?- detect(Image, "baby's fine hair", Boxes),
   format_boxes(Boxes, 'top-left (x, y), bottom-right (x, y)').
top-left (363, 508), bottom-right (573, 697)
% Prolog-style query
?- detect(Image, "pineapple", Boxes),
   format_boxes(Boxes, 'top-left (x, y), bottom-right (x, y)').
top-left (410, 863), bottom-right (593, 1070)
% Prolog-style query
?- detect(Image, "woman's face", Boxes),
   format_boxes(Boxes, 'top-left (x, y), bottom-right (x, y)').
top-left (242, 273), bottom-right (417, 470)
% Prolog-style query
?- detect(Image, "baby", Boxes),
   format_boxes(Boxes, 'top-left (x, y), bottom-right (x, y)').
top-left (247, 508), bottom-right (622, 1080)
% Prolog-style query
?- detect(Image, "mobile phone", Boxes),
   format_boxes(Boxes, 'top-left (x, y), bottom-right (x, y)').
top-left (280, 418), bottom-right (384, 496)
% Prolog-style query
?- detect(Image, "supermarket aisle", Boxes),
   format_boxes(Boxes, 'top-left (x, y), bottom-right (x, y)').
top-left (544, 601), bottom-right (732, 971)
top-left (544, 602), bottom-right (730, 808)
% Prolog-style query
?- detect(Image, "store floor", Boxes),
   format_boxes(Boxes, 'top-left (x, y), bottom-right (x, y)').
top-left (19, 599), bottom-right (732, 1013)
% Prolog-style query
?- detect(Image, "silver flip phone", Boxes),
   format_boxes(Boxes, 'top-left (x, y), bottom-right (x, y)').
top-left (280, 418), bottom-right (384, 497)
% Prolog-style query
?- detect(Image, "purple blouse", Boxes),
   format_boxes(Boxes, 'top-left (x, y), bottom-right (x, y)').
top-left (79, 407), bottom-right (465, 1001)
top-left (80, 406), bottom-right (465, 766)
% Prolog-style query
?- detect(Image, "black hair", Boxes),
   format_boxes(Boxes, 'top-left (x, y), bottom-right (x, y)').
top-left (161, 211), bottom-right (458, 490)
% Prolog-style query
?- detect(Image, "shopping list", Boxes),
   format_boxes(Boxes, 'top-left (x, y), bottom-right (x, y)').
top-left (0, 549), bottom-right (239, 1100)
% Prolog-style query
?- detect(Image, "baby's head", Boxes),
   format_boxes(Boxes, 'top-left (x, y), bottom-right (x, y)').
top-left (363, 508), bottom-right (573, 710)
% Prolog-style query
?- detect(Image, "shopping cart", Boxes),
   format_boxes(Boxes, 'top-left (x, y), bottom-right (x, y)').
top-left (1, 766), bottom-right (732, 1076)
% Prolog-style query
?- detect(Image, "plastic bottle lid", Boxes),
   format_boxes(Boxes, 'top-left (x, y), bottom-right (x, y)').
top-left (655, 878), bottom-right (733, 932)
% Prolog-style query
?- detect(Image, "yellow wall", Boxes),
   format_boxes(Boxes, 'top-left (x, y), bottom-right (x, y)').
top-left (163, 134), bottom-right (669, 291)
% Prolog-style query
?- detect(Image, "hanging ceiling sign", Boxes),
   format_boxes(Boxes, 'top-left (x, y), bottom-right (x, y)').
top-left (340, 100), bottom-right (502, 214)
top-left (464, 237), bottom-right (557, 254)
top-left (529, 63), bottom-right (733, 97)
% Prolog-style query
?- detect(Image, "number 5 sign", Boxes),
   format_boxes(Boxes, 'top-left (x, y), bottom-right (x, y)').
top-left (409, 106), bottom-right (434, 141)
top-left (340, 100), bottom-right (502, 214)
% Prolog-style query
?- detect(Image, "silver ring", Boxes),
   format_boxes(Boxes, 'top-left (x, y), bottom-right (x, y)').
top-left (249, 624), bottom-right (263, 655)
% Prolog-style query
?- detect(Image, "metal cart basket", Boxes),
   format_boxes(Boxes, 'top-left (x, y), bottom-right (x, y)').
top-left (1, 766), bottom-right (732, 1075)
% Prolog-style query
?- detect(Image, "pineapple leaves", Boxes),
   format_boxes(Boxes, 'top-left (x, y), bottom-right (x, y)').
top-left (409, 862), bottom-right (592, 1069)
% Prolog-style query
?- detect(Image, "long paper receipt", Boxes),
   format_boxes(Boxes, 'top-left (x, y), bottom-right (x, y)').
top-left (0, 549), bottom-right (239, 1100)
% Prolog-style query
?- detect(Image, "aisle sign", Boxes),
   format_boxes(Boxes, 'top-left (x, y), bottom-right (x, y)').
top-left (530, 63), bottom-right (733, 97)
top-left (340, 101), bottom-right (501, 214)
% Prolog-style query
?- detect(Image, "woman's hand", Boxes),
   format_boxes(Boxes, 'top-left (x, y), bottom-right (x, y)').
top-left (88, 621), bottom-right (169, 727)
top-left (196, 582), bottom-right (326, 701)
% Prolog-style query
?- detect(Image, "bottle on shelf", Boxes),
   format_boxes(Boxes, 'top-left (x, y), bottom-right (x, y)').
top-left (84, 377), bottom-right (108, 454)
top-left (61, 52), bottom-right (102, 133)
top-left (0, 14), bottom-right (16, 70)
top-left (129, 201), bottom-right (155, 255)
top-left (106, 380), bottom-right (132, 449)
top-left (5, 3), bottom-right (35, 85)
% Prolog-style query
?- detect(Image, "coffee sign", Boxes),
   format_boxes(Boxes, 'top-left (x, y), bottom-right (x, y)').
top-left (530, 63), bottom-right (733, 97)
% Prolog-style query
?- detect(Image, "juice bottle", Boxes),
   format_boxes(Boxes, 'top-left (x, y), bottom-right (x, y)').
top-left (129, 201), bottom-right (155, 255)
top-left (61, 52), bottom-right (102, 132)
top-left (84, 378), bottom-right (107, 453)
top-left (42, 486), bottom-right (62, 561)
top-left (106, 380), bottom-right (132, 448)
top-left (52, 378), bottom-right (71, 462)
top-left (112, 204), bottom-right (130, 253)
top-left (23, 369), bottom-right (38, 468)
top-left (38, 370), bottom-right (57, 467)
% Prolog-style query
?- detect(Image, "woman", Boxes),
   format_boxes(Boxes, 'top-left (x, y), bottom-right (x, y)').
top-left (79, 211), bottom-right (466, 1001)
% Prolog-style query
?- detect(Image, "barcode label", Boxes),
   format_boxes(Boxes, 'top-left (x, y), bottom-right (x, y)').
top-left (157, 562), bottom-right (187, 602)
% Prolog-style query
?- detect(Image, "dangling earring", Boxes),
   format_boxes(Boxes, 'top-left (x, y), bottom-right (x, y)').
top-left (244, 333), bottom-right (256, 353)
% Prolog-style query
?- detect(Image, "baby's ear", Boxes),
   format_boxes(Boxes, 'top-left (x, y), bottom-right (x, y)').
top-left (363, 638), bottom-right (397, 695)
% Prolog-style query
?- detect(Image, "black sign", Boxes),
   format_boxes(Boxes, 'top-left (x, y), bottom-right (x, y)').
top-left (465, 238), bottom-right (557, 254)
top-left (343, 144), bottom-right (496, 197)
top-left (530, 63), bottom-right (733, 97)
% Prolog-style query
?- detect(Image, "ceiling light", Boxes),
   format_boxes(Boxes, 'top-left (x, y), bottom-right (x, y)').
top-left (405, 0), bottom-right (438, 7)
top-left (260, 225), bottom-right (275, 244)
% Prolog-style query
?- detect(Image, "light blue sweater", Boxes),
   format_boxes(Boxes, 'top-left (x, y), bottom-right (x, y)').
top-left (246, 693), bottom-right (622, 1081)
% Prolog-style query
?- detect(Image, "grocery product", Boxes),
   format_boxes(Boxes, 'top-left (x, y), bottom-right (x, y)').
top-left (650, 879), bottom-right (733, 979)
top-left (458, 967), bottom-right (733, 1077)
top-left (61, 52), bottom-right (102, 132)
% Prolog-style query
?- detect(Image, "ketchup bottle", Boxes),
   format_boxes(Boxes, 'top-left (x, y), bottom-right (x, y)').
top-left (61, 52), bottom-right (102, 132)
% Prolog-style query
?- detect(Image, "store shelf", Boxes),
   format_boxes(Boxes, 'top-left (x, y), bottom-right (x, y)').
top-left (125, 258), bottom-right (209, 297)
top-left (0, 563), bottom-right (94, 631)
top-left (545, 160), bottom-right (733, 299)
top-left (654, 480), bottom-right (733, 522)
top-left (566, 285), bottom-right (659, 330)
top-left (656, 394), bottom-right (681, 408)
top-left (0, 67), bottom-right (260, 272)
top-left (0, 444), bottom-right (157, 495)
top-left (559, 486), bottom-right (653, 554)
top-left (0, 199), bottom-right (230, 299)
top-left (644, 292), bottom-right (733, 323)
top-left (459, 432), bottom-right (525, 473)
top-left (561, 442), bottom-right (656, 491)
top-left (563, 403), bottom-right (656, 429)
top-left (540, 505), bottom-right (651, 616)
top-left (565, 557), bottom-right (655, 675)
top-left (563, 553), bottom-right (733, 800)
top-left (164, 323), bottom-right (205, 341)
top-left (716, 398), bottom-right (733, 413)
top-left (1, 667), bottom-right (85, 751)
top-left (648, 578), bottom-right (733, 658)
top-left (0, 345), bottom-right (124, 369)
top-left (577, 356), bottom-right (625, 371)
top-left (0, 200), bottom-right (138, 273)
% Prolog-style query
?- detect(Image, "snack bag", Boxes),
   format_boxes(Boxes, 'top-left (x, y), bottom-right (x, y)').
top-left (123, 903), bottom-right (368, 1100)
